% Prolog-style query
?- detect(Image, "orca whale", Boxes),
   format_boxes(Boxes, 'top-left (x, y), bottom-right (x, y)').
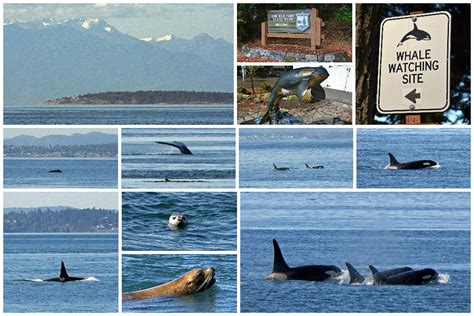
top-left (43, 261), bottom-right (87, 282)
top-left (346, 262), bottom-right (413, 284)
top-left (305, 163), bottom-right (324, 169)
top-left (387, 153), bottom-right (438, 170)
top-left (48, 169), bottom-right (62, 173)
top-left (265, 239), bottom-right (341, 281)
top-left (156, 141), bottom-right (193, 155)
top-left (369, 265), bottom-right (437, 285)
top-left (273, 164), bottom-right (289, 171)
top-left (397, 22), bottom-right (431, 47)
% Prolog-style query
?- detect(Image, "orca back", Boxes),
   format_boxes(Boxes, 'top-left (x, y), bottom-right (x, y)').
top-left (369, 265), bottom-right (384, 284)
top-left (388, 153), bottom-right (400, 166)
top-left (60, 261), bottom-right (69, 279)
top-left (272, 239), bottom-right (290, 273)
top-left (346, 262), bottom-right (365, 284)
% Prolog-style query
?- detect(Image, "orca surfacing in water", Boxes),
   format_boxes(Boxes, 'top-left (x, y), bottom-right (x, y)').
top-left (265, 239), bottom-right (341, 281)
top-left (346, 262), bottom-right (413, 284)
top-left (386, 153), bottom-right (438, 170)
top-left (43, 261), bottom-right (87, 282)
top-left (273, 164), bottom-right (289, 171)
top-left (369, 265), bottom-right (437, 285)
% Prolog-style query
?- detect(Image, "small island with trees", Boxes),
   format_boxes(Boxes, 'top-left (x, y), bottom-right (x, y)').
top-left (45, 90), bottom-right (234, 105)
top-left (4, 207), bottom-right (118, 233)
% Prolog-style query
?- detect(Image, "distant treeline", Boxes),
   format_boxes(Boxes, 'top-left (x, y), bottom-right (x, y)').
top-left (45, 90), bottom-right (234, 105)
top-left (4, 208), bottom-right (118, 233)
top-left (4, 144), bottom-right (118, 158)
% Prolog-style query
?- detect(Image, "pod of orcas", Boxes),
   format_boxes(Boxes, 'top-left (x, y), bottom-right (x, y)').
top-left (266, 240), bottom-right (438, 285)
top-left (123, 267), bottom-right (215, 300)
top-left (273, 164), bottom-right (324, 171)
top-left (386, 153), bottom-right (438, 170)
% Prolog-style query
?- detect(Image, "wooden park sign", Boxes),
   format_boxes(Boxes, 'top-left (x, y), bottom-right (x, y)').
top-left (261, 8), bottom-right (324, 50)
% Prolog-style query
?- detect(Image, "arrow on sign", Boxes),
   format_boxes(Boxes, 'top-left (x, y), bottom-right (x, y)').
top-left (405, 89), bottom-right (421, 104)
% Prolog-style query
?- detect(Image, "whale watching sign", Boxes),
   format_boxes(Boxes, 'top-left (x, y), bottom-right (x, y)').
top-left (377, 12), bottom-right (451, 114)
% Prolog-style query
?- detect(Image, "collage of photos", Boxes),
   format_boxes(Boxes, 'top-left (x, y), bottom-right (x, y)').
top-left (2, 2), bottom-right (471, 314)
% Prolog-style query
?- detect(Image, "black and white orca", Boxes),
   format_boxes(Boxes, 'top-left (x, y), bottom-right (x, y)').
top-left (265, 239), bottom-right (341, 281)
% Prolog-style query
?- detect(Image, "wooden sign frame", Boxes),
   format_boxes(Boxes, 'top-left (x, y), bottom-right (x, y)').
top-left (261, 8), bottom-right (324, 50)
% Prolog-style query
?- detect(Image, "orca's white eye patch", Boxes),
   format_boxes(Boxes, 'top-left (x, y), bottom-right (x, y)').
top-left (422, 275), bottom-right (432, 280)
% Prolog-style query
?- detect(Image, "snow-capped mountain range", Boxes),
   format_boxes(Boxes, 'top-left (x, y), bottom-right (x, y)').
top-left (4, 18), bottom-right (233, 105)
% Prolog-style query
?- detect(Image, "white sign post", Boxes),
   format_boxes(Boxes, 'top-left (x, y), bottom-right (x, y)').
top-left (377, 12), bottom-right (451, 114)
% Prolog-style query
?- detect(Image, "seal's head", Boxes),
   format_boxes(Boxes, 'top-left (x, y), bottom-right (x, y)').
top-left (177, 267), bottom-right (216, 295)
top-left (168, 213), bottom-right (188, 228)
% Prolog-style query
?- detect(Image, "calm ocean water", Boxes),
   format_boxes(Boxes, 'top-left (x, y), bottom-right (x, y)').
top-left (122, 254), bottom-right (237, 313)
top-left (239, 128), bottom-right (353, 188)
top-left (240, 192), bottom-right (470, 313)
top-left (122, 128), bottom-right (236, 189)
top-left (357, 128), bottom-right (470, 188)
top-left (4, 233), bottom-right (118, 313)
top-left (4, 158), bottom-right (118, 188)
top-left (122, 192), bottom-right (237, 251)
top-left (4, 104), bottom-right (233, 125)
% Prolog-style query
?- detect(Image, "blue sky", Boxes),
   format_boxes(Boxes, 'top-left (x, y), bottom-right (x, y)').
top-left (4, 3), bottom-right (234, 42)
top-left (4, 192), bottom-right (118, 210)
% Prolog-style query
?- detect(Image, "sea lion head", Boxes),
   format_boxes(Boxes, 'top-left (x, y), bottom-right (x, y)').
top-left (168, 213), bottom-right (188, 228)
top-left (178, 267), bottom-right (216, 295)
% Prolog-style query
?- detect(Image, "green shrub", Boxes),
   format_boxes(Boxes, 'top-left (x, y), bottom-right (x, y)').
top-left (335, 5), bottom-right (352, 25)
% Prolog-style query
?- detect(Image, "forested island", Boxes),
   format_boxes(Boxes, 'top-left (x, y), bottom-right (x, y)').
top-left (45, 90), bottom-right (234, 105)
top-left (4, 144), bottom-right (118, 158)
top-left (4, 207), bottom-right (118, 233)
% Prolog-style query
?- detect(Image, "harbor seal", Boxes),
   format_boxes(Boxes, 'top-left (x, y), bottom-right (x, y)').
top-left (122, 267), bottom-right (215, 300)
top-left (168, 213), bottom-right (188, 228)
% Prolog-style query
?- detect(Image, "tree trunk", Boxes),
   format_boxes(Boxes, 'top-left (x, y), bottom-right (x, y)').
top-left (355, 4), bottom-right (383, 124)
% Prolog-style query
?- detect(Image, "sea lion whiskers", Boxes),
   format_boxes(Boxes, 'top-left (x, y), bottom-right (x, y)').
top-left (193, 270), bottom-right (214, 294)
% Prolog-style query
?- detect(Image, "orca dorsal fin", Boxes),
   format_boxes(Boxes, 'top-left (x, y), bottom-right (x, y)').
top-left (60, 261), bottom-right (69, 279)
top-left (368, 265), bottom-right (383, 282)
top-left (346, 262), bottom-right (365, 284)
top-left (388, 153), bottom-right (400, 166)
top-left (272, 239), bottom-right (290, 273)
top-left (305, 164), bottom-right (310, 168)
top-left (413, 22), bottom-right (419, 31)
top-left (273, 164), bottom-right (278, 169)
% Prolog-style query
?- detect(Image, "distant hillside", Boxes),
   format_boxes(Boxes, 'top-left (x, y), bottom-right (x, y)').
top-left (4, 132), bottom-right (117, 146)
top-left (5, 18), bottom-right (233, 105)
top-left (45, 90), bottom-right (234, 105)
top-left (4, 207), bottom-right (118, 233)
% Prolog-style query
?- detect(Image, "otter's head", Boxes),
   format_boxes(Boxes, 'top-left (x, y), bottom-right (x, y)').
top-left (168, 213), bottom-right (188, 228)
top-left (179, 267), bottom-right (216, 295)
